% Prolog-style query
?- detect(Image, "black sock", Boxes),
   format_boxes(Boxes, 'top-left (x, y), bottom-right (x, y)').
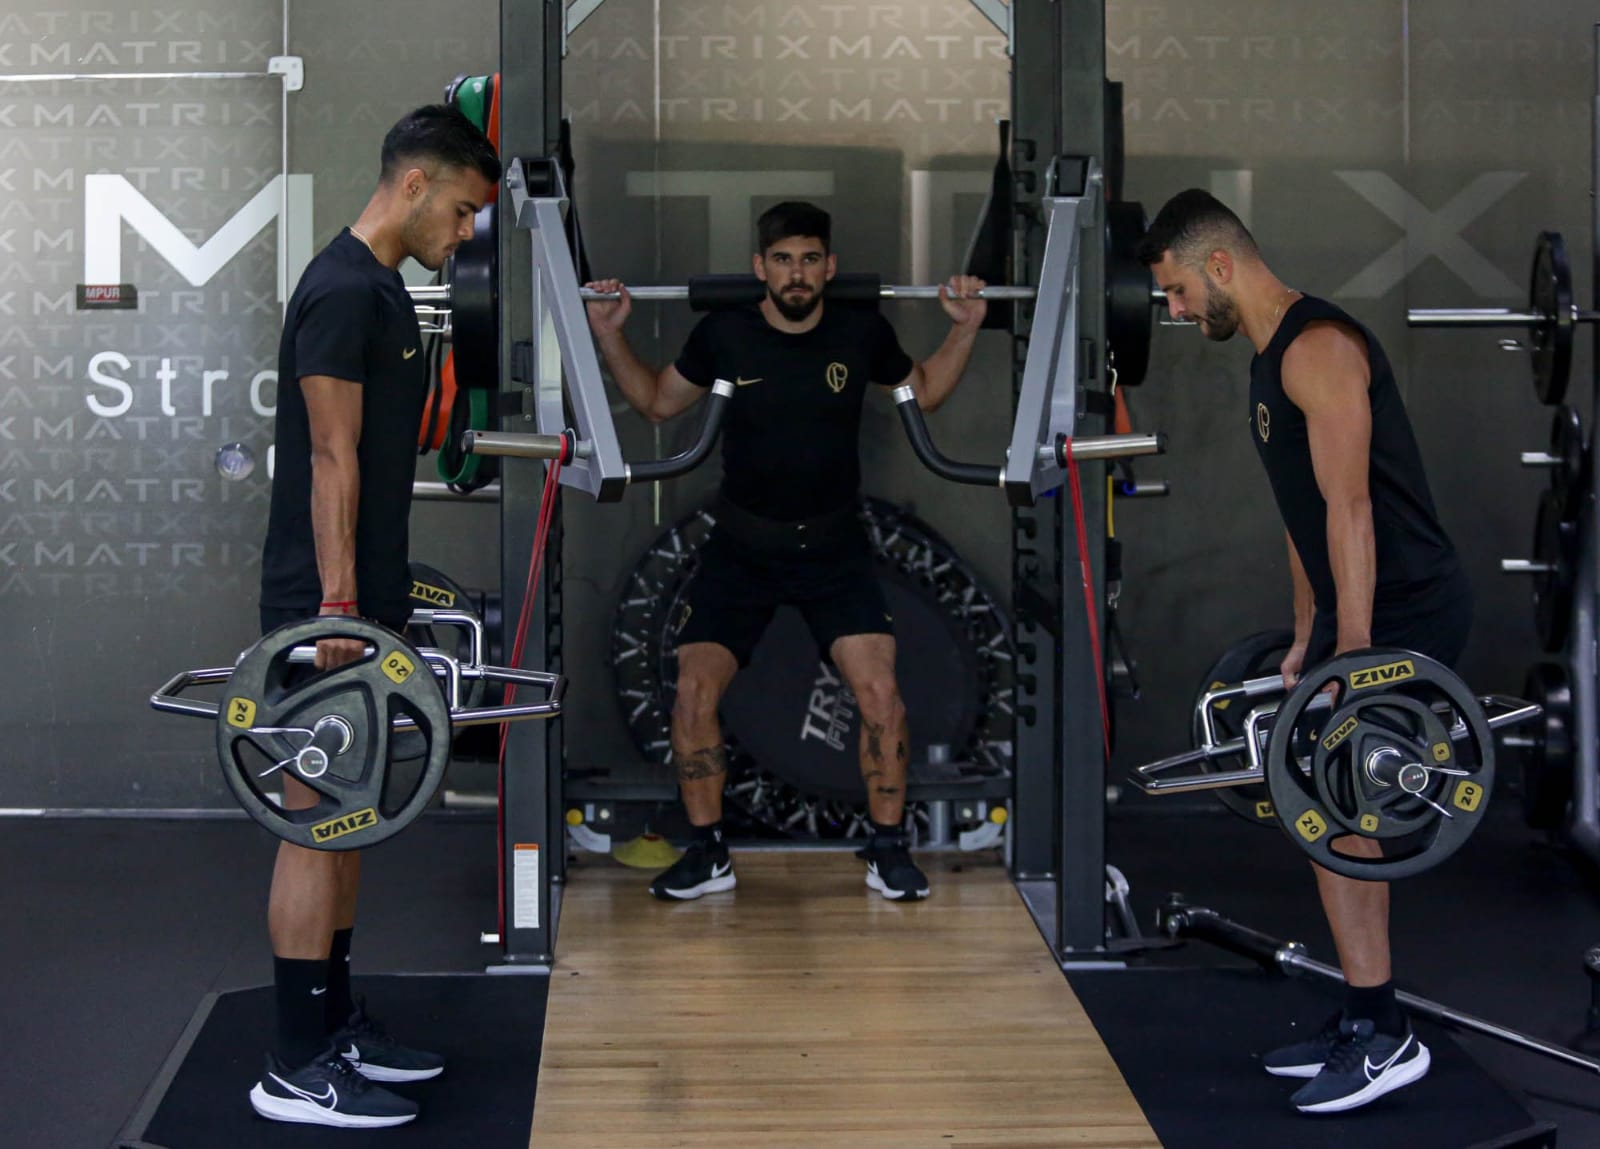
top-left (1345, 980), bottom-right (1405, 1037)
top-left (870, 819), bottom-right (906, 844)
top-left (275, 956), bottom-right (330, 1066)
top-left (692, 821), bottom-right (726, 855)
top-left (325, 928), bottom-right (355, 1032)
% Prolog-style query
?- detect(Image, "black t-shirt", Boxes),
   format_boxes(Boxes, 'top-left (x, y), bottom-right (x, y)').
top-left (674, 303), bottom-right (914, 521)
top-left (1250, 295), bottom-right (1464, 620)
top-left (259, 229), bottom-right (428, 630)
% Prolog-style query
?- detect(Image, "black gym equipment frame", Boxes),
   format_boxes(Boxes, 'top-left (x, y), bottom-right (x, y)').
top-left (490, 0), bottom-right (1144, 967)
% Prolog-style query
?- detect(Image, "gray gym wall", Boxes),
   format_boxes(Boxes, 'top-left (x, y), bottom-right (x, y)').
top-left (0, 0), bottom-right (1593, 809)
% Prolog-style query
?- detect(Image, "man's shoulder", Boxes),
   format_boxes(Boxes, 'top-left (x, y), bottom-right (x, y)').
top-left (289, 251), bottom-right (380, 316)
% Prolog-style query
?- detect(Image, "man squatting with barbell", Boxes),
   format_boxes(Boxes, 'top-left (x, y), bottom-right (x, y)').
top-left (584, 201), bottom-right (989, 903)
top-left (1139, 189), bottom-right (1474, 1114)
top-left (250, 106), bottom-right (499, 1129)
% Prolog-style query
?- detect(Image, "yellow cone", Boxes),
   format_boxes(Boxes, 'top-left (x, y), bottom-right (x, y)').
top-left (611, 832), bottom-right (684, 869)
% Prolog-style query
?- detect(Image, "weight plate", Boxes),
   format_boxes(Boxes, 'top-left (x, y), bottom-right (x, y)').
top-left (1533, 488), bottom-right (1577, 652)
top-left (1106, 201), bottom-right (1153, 388)
top-left (1190, 629), bottom-right (1294, 826)
top-left (406, 560), bottom-right (487, 708)
top-left (217, 616), bottom-right (452, 851)
top-left (1530, 231), bottom-right (1573, 406)
top-left (1549, 404), bottom-right (1586, 515)
top-left (1521, 661), bottom-right (1573, 831)
top-left (449, 205), bottom-right (498, 392)
top-left (610, 498), bottom-right (1015, 840)
top-left (1264, 648), bottom-right (1493, 881)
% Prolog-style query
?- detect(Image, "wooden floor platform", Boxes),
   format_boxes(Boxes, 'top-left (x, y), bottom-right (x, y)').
top-left (531, 850), bottom-right (1160, 1148)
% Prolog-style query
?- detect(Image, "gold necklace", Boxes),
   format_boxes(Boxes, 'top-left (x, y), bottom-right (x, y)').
top-left (349, 225), bottom-right (376, 254)
top-left (1271, 287), bottom-right (1297, 327)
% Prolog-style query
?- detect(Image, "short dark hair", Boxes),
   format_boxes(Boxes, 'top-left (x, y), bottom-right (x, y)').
top-left (380, 105), bottom-right (501, 187)
top-left (757, 201), bottom-right (831, 254)
top-left (1136, 188), bottom-right (1258, 269)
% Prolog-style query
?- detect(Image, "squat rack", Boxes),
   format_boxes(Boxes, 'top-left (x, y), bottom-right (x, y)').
top-left (486, 0), bottom-right (1152, 968)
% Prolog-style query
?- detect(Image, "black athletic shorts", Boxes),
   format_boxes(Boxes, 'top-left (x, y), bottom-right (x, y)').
top-left (675, 516), bottom-right (891, 669)
top-left (1305, 569), bottom-right (1473, 671)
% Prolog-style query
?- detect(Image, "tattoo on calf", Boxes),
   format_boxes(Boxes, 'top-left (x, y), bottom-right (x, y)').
top-left (676, 744), bottom-right (728, 782)
top-left (864, 720), bottom-right (886, 765)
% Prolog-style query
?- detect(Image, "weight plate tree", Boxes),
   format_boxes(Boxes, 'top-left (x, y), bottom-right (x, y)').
top-left (610, 499), bottom-right (1015, 839)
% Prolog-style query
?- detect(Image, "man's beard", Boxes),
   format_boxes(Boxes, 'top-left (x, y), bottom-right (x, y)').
top-left (768, 283), bottom-right (821, 322)
top-left (399, 197), bottom-right (443, 271)
top-left (1199, 282), bottom-right (1240, 342)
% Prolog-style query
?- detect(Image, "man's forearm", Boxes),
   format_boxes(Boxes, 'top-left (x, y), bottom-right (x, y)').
top-left (311, 449), bottom-right (360, 604)
top-left (1327, 500), bottom-right (1376, 650)
top-left (594, 329), bottom-right (661, 417)
top-left (1286, 534), bottom-right (1315, 643)
top-left (914, 324), bottom-right (979, 412)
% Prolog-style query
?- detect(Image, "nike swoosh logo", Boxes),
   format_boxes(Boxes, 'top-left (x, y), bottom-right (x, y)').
top-left (1364, 1035), bottom-right (1412, 1081)
top-left (403, 348), bottom-right (419, 360)
top-left (712, 862), bottom-right (731, 878)
top-left (342, 1044), bottom-right (361, 1064)
top-left (271, 1073), bottom-right (337, 1109)
top-left (734, 376), bottom-right (762, 387)
top-left (310, 987), bottom-right (327, 996)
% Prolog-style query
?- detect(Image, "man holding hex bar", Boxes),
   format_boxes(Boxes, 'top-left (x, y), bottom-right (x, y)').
top-left (1140, 188), bottom-right (1473, 1115)
top-left (583, 200), bottom-right (989, 903)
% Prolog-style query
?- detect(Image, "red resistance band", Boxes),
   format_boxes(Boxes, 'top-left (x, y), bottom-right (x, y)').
top-left (1064, 444), bottom-right (1112, 763)
top-left (496, 449), bottom-right (565, 940)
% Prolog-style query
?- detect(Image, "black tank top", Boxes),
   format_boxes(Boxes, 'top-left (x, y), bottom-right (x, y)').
top-left (1250, 295), bottom-right (1462, 617)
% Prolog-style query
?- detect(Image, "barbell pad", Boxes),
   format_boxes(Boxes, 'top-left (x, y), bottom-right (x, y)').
top-left (686, 272), bottom-right (884, 311)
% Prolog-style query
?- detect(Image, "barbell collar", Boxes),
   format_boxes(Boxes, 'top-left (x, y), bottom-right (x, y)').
top-left (1114, 479), bottom-right (1171, 498)
top-left (1408, 305), bottom-right (1598, 328)
top-left (462, 429), bottom-right (581, 462)
top-left (1502, 558), bottom-right (1558, 574)
top-left (407, 285), bottom-right (452, 302)
top-left (1520, 451), bottom-right (1561, 468)
top-left (1046, 432), bottom-right (1167, 465)
top-left (1408, 308), bottom-right (1548, 327)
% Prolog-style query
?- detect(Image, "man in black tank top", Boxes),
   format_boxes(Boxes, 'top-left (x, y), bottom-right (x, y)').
top-left (251, 107), bottom-right (498, 1131)
top-left (585, 202), bottom-right (990, 904)
top-left (1139, 190), bottom-right (1470, 1115)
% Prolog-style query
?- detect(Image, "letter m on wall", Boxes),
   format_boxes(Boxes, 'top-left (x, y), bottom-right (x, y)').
top-left (83, 174), bottom-right (313, 304)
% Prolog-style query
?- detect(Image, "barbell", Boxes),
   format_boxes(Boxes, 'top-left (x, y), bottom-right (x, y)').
top-left (151, 613), bottom-right (564, 850)
top-left (409, 193), bottom-right (1166, 387)
top-left (1408, 231), bottom-right (1600, 406)
top-left (410, 275), bottom-right (1167, 305)
top-left (1130, 647), bottom-right (1541, 880)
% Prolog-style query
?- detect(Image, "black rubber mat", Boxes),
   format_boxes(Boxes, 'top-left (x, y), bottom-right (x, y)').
top-left (1068, 967), bottom-right (1556, 1149)
top-left (120, 974), bottom-right (547, 1149)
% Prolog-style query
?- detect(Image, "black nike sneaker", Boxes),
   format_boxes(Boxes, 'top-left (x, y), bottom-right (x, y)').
top-left (857, 837), bottom-right (931, 901)
top-left (648, 840), bottom-right (736, 900)
top-left (332, 996), bottom-right (445, 1083)
top-left (1262, 1010), bottom-right (1343, 1078)
top-left (1290, 1018), bottom-right (1431, 1114)
top-left (249, 1045), bottom-right (417, 1128)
